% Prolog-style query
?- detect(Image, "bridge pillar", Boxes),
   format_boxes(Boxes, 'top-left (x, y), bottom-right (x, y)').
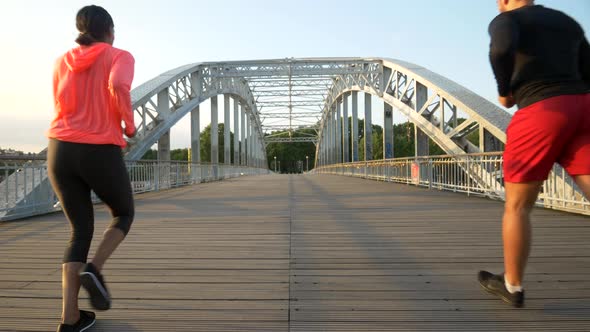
top-left (319, 132), bottom-right (323, 166)
top-left (157, 130), bottom-right (171, 161)
top-left (325, 108), bottom-right (329, 165)
top-left (260, 134), bottom-right (264, 168)
top-left (332, 105), bottom-right (337, 164)
top-left (252, 120), bottom-right (256, 168)
top-left (233, 98), bottom-right (240, 165)
top-left (364, 93), bottom-right (372, 161)
top-left (252, 135), bottom-right (256, 168)
top-left (157, 130), bottom-right (170, 189)
top-left (351, 91), bottom-right (359, 162)
top-left (414, 82), bottom-right (430, 157)
top-left (257, 136), bottom-right (261, 168)
top-left (190, 105), bottom-right (201, 182)
top-left (320, 130), bottom-right (326, 165)
top-left (252, 133), bottom-right (259, 167)
top-left (247, 117), bottom-right (252, 167)
top-left (224, 94), bottom-right (231, 165)
top-left (331, 106), bottom-right (335, 164)
top-left (342, 93), bottom-right (349, 163)
top-left (253, 134), bottom-right (257, 171)
top-left (333, 105), bottom-right (338, 163)
top-left (157, 87), bottom-right (171, 162)
top-left (320, 124), bottom-right (325, 166)
top-left (241, 106), bottom-right (246, 166)
top-left (384, 102), bottom-right (394, 159)
top-left (252, 121), bottom-right (256, 168)
top-left (260, 136), bottom-right (264, 168)
top-left (211, 96), bottom-right (219, 177)
top-left (328, 107), bottom-right (333, 164)
top-left (336, 99), bottom-right (342, 163)
top-left (257, 132), bottom-right (261, 168)
top-left (244, 116), bottom-right (249, 167)
top-left (323, 121), bottom-right (330, 165)
top-left (191, 106), bottom-right (201, 163)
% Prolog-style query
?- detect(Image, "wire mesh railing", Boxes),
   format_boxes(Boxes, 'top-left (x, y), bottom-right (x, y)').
top-left (0, 160), bottom-right (269, 221)
top-left (312, 153), bottom-right (589, 216)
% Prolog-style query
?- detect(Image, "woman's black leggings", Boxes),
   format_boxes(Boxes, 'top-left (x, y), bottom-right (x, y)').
top-left (47, 139), bottom-right (134, 263)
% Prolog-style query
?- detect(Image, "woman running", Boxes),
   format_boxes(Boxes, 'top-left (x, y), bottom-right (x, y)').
top-left (47, 5), bottom-right (136, 331)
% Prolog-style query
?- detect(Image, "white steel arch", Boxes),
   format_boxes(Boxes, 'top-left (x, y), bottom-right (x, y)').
top-left (315, 58), bottom-right (511, 167)
top-left (2, 57), bottom-right (518, 221)
top-left (124, 63), bottom-right (266, 163)
top-left (130, 58), bottom-right (512, 163)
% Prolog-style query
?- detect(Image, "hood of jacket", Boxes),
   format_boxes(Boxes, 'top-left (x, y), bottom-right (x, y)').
top-left (64, 42), bottom-right (110, 72)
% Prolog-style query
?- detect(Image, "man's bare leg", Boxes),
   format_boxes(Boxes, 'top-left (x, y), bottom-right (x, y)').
top-left (573, 175), bottom-right (590, 200)
top-left (502, 181), bottom-right (543, 286)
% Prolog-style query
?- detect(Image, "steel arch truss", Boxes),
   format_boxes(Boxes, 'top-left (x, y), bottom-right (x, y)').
top-left (315, 58), bottom-right (512, 194)
top-left (124, 64), bottom-right (266, 161)
top-left (125, 58), bottom-right (512, 172)
top-left (318, 58), bottom-right (511, 161)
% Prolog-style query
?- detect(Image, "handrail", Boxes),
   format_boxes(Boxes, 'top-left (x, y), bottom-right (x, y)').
top-left (312, 154), bottom-right (590, 216)
top-left (0, 161), bottom-right (269, 221)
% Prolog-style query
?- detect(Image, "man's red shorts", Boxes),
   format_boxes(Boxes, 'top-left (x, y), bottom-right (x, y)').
top-left (503, 93), bottom-right (590, 183)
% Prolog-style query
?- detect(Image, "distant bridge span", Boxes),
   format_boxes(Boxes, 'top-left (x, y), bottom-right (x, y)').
top-left (124, 58), bottom-right (511, 166)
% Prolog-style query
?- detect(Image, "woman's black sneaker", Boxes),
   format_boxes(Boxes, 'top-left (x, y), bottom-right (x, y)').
top-left (56, 310), bottom-right (95, 332)
top-left (80, 263), bottom-right (111, 310)
top-left (478, 270), bottom-right (524, 308)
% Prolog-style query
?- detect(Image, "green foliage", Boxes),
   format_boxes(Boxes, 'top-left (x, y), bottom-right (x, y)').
top-left (141, 148), bottom-right (189, 161)
top-left (345, 118), bottom-right (448, 160)
top-left (140, 117), bottom-right (482, 165)
top-left (171, 148), bottom-right (189, 161)
top-left (392, 121), bottom-right (445, 157)
top-left (141, 123), bottom-right (234, 162)
top-left (358, 122), bottom-right (384, 161)
top-left (393, 122), bottom-right (416, 158)
top-left (265, 129), bottom-right (316, 173)
top-left (199, 123), bottom-right (235, 163)
top-left (141, 149), bottom-right (157, 160)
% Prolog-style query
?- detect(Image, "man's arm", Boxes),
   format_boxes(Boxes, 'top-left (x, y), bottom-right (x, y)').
top-left (580, 36), bottom-right (590, 86)
top-left (488, 14), bottom-right (519, 99)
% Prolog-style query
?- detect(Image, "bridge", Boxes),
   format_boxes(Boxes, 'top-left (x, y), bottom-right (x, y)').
top-left (1, 58), bottom-right (589, 331)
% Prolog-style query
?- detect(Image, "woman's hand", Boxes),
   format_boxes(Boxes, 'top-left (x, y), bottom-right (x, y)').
top-left (125, 126), bottom-right (136, 138)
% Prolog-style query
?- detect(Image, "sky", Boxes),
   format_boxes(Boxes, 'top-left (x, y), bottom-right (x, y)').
top-left (0, 0), bottom-right (589, 153)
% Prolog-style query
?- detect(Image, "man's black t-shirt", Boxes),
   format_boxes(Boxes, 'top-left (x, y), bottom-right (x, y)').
top-left (489, 5), bottom-right (590, 109)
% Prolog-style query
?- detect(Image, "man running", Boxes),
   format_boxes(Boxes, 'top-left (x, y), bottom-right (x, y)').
top-left (478, 0), bottom-right (590, 307)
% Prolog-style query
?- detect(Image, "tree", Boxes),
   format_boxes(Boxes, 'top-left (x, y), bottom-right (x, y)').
top-left (358, 123), bottom-right (384, 161)
top-left (141, 149), bottom-right (157, 160)
top-left (265, 129), bottom-right (316, 173)
top-left (171, 148), bottom-right (189, 161)
top-left (199, 123), bottom-right (234, 163)
top-left (140, 117), bottom-right (482, 165)
top-left (141, 123), bottom-right (235, 162)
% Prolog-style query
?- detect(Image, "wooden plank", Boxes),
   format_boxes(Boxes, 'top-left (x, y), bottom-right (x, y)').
top-left (1, 174), bottom-right (589, 331)
top-left (288, 174), bottom-right (590, 330)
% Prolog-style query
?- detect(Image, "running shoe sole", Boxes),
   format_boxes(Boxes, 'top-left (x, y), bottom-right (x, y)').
top-left (80, 272), bottom-right (111, 310)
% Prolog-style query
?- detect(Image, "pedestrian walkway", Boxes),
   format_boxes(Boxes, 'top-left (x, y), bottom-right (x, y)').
top-left (1, 174), bottom-right (589, 331)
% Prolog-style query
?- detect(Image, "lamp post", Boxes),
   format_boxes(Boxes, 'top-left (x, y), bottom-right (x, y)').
top-left (274, 156), bottom-right (277, 173)
top-left (306, 155), bottom-right (309, 172)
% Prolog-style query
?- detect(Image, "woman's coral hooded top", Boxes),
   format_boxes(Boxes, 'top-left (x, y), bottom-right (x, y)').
top-left (47, 42), bottom-right (135, 147)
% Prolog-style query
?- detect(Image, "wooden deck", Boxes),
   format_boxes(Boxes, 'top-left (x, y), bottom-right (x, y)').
top-left (1, 174), bottom-right (590, 331)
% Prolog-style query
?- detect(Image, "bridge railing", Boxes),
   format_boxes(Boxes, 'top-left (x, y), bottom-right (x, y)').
top-left (0, 161), bottom-right (269, 222)
top-left (312, 153), bottom-right (590, 216)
